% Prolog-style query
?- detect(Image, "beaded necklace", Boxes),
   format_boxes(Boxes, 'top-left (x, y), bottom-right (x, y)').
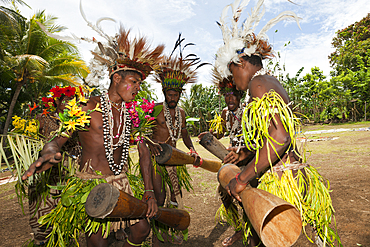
top-left (251, 67), bottom-right (268, 81)
top-left (163, 101), bottom-right (182, 145)
top-left (100, 92), bottom-right (131, 175)
top-left (226, 102), bottom-right (244, 145)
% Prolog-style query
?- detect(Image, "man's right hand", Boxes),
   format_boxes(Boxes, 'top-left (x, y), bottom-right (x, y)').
top-left (197, 131), bottom-right (213, 141)
top-left (147, 141), bottom-right (163, 156)
top-left (21, 152), bottom-right (63, 180)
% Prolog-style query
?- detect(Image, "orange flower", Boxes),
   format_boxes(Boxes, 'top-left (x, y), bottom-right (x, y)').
top-left (42, 109), bottom-right (49, 115)
top-left (28, 102), bottom-right (38, 113)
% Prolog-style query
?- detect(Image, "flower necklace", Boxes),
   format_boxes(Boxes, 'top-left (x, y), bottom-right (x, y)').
top-left (226, 102), bottom-right (244, 144)
top-left (100, 92), bottom-right (131, 175)
top-left (163, 101), bottom-right (182, 145)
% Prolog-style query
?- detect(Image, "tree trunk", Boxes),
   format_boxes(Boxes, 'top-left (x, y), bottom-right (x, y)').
top-left (3, 82), bottom-right (23, 136)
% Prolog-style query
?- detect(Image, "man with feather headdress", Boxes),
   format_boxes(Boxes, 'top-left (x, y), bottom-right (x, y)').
top-left (147, 34), bottom-right (209, 246)
top-left (198, 69), bottom-right (256, 246)
top-left (214, 0), bottom-right (341, 246)
top-left (22, 25), bottom-right (165, 247)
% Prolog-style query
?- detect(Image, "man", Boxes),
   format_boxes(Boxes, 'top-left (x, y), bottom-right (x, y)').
top-left (149, 48), bottom-right (204, 246)
top-left (28, 86), bottom-right (82, 245)
top-left (214, 0), bottom-right (339, 246)
top-left (198, 70), bottom-right (255, 247)
top-left (22, 27), bottom-right (164, 247)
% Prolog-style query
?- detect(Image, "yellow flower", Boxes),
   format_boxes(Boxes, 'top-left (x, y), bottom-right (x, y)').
top-left (93, 103), bottom-right (102, 113)
top-left (85, 85), bottom-right (96, 93)
top-left (78, 94), bottom-right (88, 104)
top-left (66, 98), bottom-right (77, 108)
top-left (68, 105), bottom-right (83, 117)
top-left (76, 114), bottom-right (91, 126)
top-left (64, 119), bottom-right (77, 131)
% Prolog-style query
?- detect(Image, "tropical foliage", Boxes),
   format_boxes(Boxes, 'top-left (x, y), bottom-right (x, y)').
top-left (329, 13), bottom-right (370, 75)
top-left (0, 6), bottom-right (89, 135)
top-left (180, 84), bottom-right (226, 135)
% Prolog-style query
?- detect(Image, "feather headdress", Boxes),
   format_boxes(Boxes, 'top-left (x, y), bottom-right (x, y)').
top-left (215, 0), bottom-right (301, 78)
top-left (212, 67), bottom-right (244, 97)
top-left (38, 0), bottom-right (164, 81)
top-left (154, 34), bottom-right (210, 92)
top-left (91, 27), bottom-right (165, 80)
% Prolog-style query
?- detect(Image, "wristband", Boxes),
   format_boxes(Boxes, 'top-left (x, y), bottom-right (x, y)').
top-left (235, 173), bottom-right (249, 185)
top-left (145, 189), bottom-right (154, 192)
top-left (144, 195), bottom-right (157, 203)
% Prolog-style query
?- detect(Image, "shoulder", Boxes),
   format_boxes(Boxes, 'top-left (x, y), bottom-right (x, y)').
top-left (179, 107), bottom-right (186, 114)
top-left (249, 74), bottom-right (279, 99)
top-left (221, 108), bottom-right (228, 116)
top-left (249, 75), bottom-right (289, 103)
top-left (83, 95), bottom-right (101, 111)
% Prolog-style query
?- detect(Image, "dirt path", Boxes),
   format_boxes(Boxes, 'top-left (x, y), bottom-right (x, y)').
top-left (1, 123), bottom-right (370, 246)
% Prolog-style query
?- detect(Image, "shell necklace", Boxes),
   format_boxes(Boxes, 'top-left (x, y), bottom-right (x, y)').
top-left (226, 102), bottom-right (244, 144)
top-left (100, 92), bottom-right (131, 175)
top-left (163, 101), bottom-right (182, 145)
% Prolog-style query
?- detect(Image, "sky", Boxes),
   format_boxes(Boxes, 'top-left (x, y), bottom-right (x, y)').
top-left (15, 0), bottom-right (370, 101)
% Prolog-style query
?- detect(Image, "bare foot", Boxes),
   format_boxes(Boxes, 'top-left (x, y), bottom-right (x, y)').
top-left (152, 232), bottom-right (183, 246)
top-left (165, 233), bottom-right (183, 245)
top-left (222, 230), bottom-right (243, 247)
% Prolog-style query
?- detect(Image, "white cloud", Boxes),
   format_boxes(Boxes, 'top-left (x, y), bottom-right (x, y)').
top-left (15, 0), bottom-right (370, 95)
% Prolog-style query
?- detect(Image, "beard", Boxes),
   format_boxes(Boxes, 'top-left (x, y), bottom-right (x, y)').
top-left (165, 99), bottom-right (178, 109)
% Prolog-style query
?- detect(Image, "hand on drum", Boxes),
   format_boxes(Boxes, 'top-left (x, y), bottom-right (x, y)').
top-left (225, 177), bottom-right (247, 202)
top-left (143, 191), bottom-right (158, 219)
top-left (147, 141), bottom-right (163, 156)
top-left (189, 147), bottom-right (201, 167)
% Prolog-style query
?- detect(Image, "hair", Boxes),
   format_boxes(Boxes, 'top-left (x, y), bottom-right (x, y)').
top-left (240, 54), bottom-right (263, 67)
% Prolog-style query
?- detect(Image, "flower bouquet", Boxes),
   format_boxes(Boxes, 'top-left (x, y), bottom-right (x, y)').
top-left (54, 85), bottom-right (101, 138)
top-left (126, 98), bottom-right (163, 144)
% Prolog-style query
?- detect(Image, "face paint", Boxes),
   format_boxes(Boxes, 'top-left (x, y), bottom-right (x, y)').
top-left (127, 84), bottom-right (131, 90)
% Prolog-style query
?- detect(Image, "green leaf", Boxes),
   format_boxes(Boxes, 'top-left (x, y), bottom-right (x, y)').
top-left (61, 194), bottom-right (72, 207)
top-left (152, 105), bottom-right (163, 117)
top-left (80, 191), bottom-right (89, 203)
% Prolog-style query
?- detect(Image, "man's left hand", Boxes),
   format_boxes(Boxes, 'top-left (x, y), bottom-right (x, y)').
top-left (189, 147), bottom-right (201, 167)
top-left (225, 178), bottom-right (247, 202)
top-left (143, 191), bottom-right (158, 218)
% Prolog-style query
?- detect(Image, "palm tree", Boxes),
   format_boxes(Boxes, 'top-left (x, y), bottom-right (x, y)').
top-left (0, 8), bottom-right (89, 135)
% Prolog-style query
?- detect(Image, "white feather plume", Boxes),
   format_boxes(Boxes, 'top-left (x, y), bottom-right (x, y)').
top-left (241, 0), bottom-right (264, 37)
top-left (230, 0), bottom-right (250, 37)
top-left (219, 4), bottom-right (232, 43)
top-left (215, 0), bottom-right (301, 80)
top-left (257, 11), bottom-right (301, 40)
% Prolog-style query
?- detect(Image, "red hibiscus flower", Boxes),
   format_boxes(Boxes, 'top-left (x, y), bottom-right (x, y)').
top-left (63, 86), bottom-right (76, 97)
top-left (50, 86), bottom-right (62, 98)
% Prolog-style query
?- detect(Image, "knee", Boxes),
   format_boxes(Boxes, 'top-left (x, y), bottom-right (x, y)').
top-left (130, 220), bottom-right (150, 242)
top-left (156, 192), bottom-right (166, 207)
